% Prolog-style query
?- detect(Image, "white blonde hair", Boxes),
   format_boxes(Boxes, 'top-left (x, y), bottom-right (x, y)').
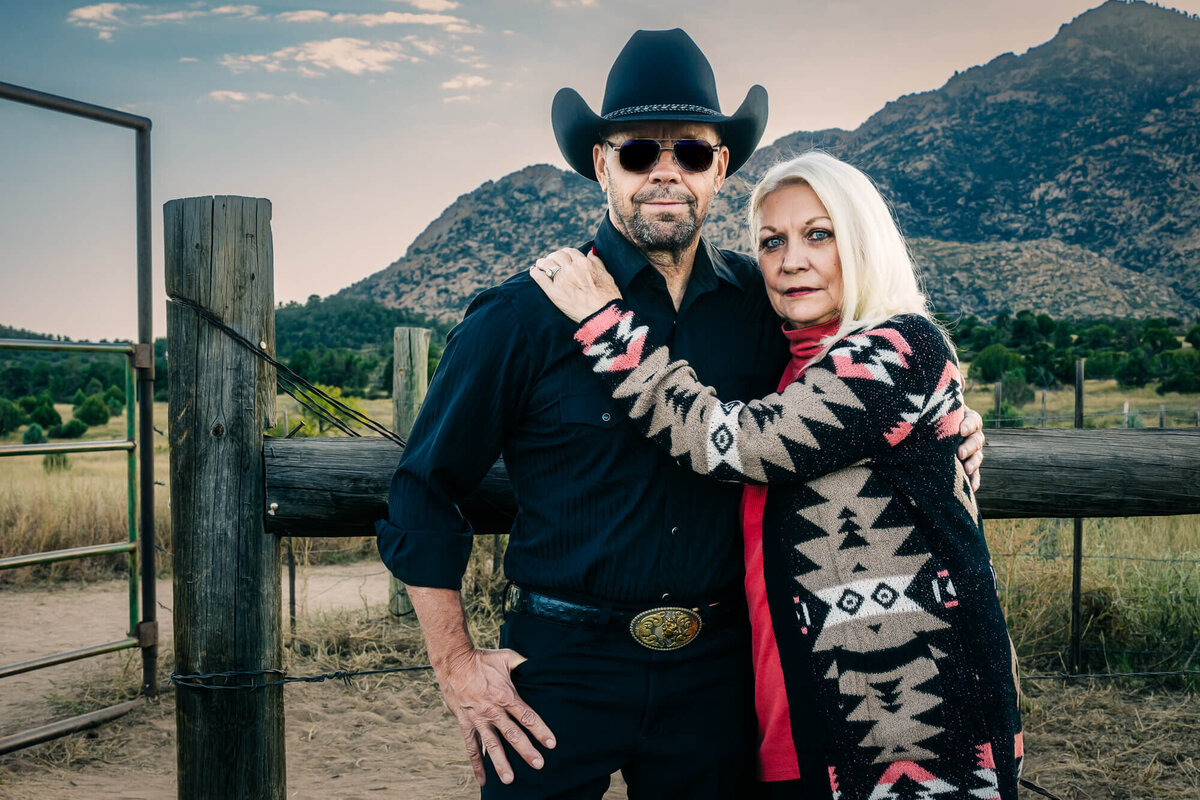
top-left (747, 151), bottom-right (945, 358)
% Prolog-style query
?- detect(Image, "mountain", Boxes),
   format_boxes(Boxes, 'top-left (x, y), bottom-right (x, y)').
top-left (340, 165), bottom-right (605, 319)
top-left (341, 0), bottom-right (1200, 323)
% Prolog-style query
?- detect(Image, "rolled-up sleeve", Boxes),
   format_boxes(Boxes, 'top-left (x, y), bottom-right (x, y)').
top-left (376, 288), bottom-right (533, 589)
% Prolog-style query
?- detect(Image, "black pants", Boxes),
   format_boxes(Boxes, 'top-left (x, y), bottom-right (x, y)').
top-left (481, 605), bottom-right (756, 799)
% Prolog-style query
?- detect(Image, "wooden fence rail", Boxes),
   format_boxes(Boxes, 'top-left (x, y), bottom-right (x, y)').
top-left (264, 428), bottom-right (1200, 537)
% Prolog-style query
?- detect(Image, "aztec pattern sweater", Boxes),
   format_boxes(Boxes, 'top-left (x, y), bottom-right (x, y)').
top-left (574, 303), bottom-right (1023, 800)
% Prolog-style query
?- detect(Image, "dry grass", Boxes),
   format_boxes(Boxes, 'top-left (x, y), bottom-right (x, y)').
top-left (986, 516), bottom-right (1200, 674)
top-left (963, 375), bottom-right (1200, 428)
top-left (0, 399), bottom-right (391, 584)
top-left (0, 403), bottom-right (171, 585)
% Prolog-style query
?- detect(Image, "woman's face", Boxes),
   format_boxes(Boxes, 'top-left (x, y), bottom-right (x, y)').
top-left (757, 182), bottom-right (843, 329)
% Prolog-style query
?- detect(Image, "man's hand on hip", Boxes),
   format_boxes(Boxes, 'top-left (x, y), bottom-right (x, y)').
top-left (406, 585), bottom-right (556, 786)
top-left (437, 646), bottom-right (556, 786)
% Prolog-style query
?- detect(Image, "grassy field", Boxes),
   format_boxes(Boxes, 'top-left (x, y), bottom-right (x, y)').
top-left (963, 374), bottom-right (1200, 428)
top-left (2, 391), bottom-right (1198, 672)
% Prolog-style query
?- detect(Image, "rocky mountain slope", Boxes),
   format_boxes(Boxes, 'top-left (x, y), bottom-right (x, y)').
top-left (341, 0), bottom-right (1200, 323)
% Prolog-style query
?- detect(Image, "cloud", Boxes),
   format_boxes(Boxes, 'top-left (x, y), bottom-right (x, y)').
top-left (209, 90), bottom-right (309, 104)
top-left (66, 3), bottom-right (142, 37)
top-left (402, 35), bottom-right (442, 57)
top-left (222, 38), bottom-right (418, 76)
top-left (68, 3), bottom-right (260, 38)
top-left (443, 95), bottom-right (472, 103)
top-left (143, 9), bottom-right (207, 22)
top-left (550, 0), bottom-right (596, 6)
top-left (277, 10), bottom-right (479, 32)
top-left (400, 0), bottom-right (460, 10)
top-left (277, 9), bottom-right (330, 23)
top-left (440, 73), bottom-right (491, 90)
top-left (67, 3), bottom-right (138, 25)
top-left (210, 90), bottom-right (267, 102)
top-left (179, 56), bottom-right (199, 62)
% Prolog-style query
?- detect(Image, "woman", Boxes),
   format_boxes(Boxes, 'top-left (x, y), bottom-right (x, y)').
top-left (530, 151), bottom-right (1022, 799)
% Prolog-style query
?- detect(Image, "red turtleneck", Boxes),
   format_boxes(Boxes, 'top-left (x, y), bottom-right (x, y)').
top-left (742, 317), bottom-right (841, 781)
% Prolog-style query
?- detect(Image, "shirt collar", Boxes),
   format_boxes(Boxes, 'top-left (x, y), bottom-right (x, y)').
top-left (591, 214), bottom-right (746, 295)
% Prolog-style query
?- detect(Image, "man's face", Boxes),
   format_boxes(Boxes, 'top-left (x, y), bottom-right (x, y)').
top-left (592, 123), bottom-right (729, 257)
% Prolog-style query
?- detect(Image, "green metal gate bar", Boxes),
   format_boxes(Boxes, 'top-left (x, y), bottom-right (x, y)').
top-left (0, 339), bottom-right (145, 741)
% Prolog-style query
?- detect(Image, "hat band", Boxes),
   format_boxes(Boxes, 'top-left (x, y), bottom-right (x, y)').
top-left (603, 102), bottom-right (722, 120)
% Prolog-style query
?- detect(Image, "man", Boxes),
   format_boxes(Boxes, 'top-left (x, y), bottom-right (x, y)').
top-left (377, 29), bottom-right (985, 799)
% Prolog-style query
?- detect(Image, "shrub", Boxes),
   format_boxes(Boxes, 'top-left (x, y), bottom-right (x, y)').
top-left (1077, 324), bottom-right (1116, 351)
top-left (75, 395), bottom-right (111, 426)
top-left (104, 385), bottom-right (126, 415)
top-left (1115, 348), bottom-right (1154, 388)
top-left (1000, 369), bottom-right (1034, 406)
top-left (52, 419), bottom-right (89, 439)
top-left (1186, 324), bottom-right (1200, 350)
top-left (22, 422), bottom-right (47, 445)
top-left (986, 400), bottom-right (1024, 428)
top-left (1083, 350), bottom-right (1121, 381)
top-left (72, 388), bottom-right (88, 408)
top-left (1156, 349), bottom-right (1200, 395)
top-left (0, 397), bottom-right (22, 436)
top-left (971, 344), bottom-right (1023, 383)
top-left (29, 402), bottom-right (62, 429)
top-left (17, 395), bottom-right (40, 414)
top-left (42, 452), bottom-right (71, 473)
top-left (1141, 322), bottom-right (1180, 354)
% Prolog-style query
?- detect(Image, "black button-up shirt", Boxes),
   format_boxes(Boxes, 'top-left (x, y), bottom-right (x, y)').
top-left (376, 216), bottom-right (788, 605)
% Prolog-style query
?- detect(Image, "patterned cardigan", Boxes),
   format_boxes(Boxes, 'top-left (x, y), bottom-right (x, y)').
top-left (574, 303), bottom-right (1023, 800)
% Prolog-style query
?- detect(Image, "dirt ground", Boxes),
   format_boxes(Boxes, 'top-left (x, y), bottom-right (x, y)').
top-left (1, 562), bottom-right (1196, 799)
top-left (0, 562), bottom-right (629, 800)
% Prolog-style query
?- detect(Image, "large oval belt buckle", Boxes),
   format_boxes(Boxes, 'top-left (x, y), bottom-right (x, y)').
top-left (629, 607), bottom-right (702, 651)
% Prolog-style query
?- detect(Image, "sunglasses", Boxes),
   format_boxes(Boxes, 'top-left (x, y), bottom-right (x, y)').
top-left (603, 138), bottom-right (720, 174)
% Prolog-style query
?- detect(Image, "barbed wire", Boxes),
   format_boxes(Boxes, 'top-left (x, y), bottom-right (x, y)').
top-left (169, 665), bottom-right (433, 690)
top-left (167, 295), bottom-right (404, 445)
top-left (168, 664), bottom-right (1198, 692)
top-left (993, 552), bottom-right (1200, 564)
top-left (1021, 670), bottom-right (1200, 680)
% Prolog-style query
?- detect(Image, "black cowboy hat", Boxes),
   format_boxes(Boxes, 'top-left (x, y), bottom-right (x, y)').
top-left (552, 28), bottom-right (768, 182)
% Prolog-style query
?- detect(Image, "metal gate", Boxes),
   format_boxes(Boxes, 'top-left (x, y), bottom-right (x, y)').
top-left (0, 81), bottom-right (157, 755)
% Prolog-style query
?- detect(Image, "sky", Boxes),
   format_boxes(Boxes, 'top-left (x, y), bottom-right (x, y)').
top-left (3, 0), bottom-right (1200, 341)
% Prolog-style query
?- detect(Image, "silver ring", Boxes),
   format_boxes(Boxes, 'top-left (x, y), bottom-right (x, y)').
top-left (545, 265), bottom-right (561, 279)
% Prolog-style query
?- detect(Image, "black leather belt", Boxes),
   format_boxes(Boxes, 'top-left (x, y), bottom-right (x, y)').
top-left (504, 583), bottom-right (741, 651)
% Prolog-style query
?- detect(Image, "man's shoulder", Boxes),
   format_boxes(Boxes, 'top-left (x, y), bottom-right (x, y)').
top-left (466, 269), bottom-right (544, 315)
top-left (706, 241), bottom-right (762, 294)
top-left (459, 262), bottom-right (583, 336)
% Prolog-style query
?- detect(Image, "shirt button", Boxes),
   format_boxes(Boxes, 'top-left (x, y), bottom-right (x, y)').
top-left (601, 412), bottom-right (612, 422)
top-left (671, 526), bottom-right (680, 535)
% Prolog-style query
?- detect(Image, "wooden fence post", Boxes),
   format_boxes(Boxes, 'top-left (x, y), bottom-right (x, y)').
top-left (166, 195), bottom-right (283, 799)
top-left (389, 327), bottom-right (430, 618)
top-left (993, 380), bottom-right (1002, 427)
top-left (1069, 359), bottom-right (1085, 673)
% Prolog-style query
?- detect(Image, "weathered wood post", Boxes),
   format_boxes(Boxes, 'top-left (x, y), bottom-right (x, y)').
top-left (388, 326), bottom-right (430, 617)
top-left (1069, 359), bottom-right (1085, 673)
top-left (166, 195), bottom-right (283, 799)
top-left (993, 380), bottom-right (1002, 427)
top-left (1159, 404), bottom-right (1166, 428)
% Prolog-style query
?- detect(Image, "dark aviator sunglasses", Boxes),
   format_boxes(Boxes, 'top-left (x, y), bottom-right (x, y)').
top-left (603, 138), bottom-right (720, 174)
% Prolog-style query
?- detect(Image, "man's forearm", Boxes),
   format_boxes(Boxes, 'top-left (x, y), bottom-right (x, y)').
top-left (408, 585), bottom-right (476, 671)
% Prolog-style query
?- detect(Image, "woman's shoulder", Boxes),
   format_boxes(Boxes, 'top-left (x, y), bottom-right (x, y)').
top-left (847, 315), bottom-right (950, 350)
top-left (825, 315), bottom-right (955, 374)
